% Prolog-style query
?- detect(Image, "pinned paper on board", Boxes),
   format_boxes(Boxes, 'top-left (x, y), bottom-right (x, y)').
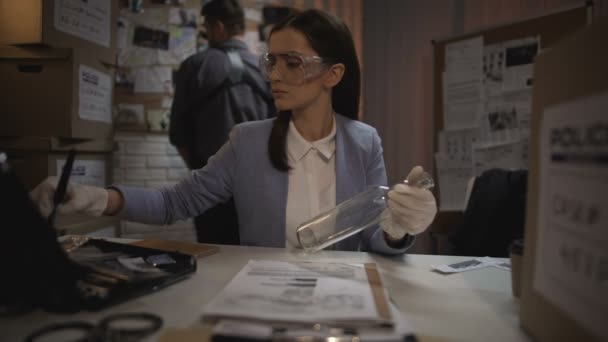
top-left (435, 153), bottom-right (473, 211)
top-left (169, 8), bottom-right (199, 28)
top-left (483, 43), bottom-right (505, 98)
top-left (442, 72), bottom-right (483, 130)
top-left (445, 36), bottom-right (483, 76)
top-left (471, 139), bottom-right (527, 177)
top-left (147, 109), bottom-right (171, 132)
top-left (117, 17), bottom-right (130, 50)
top-left (116, 103), bottom-right (146, 129)
top-left (502, 37), bottom-right (540, 92)
top-left (121, 7), bottom-right (168, 30)
top-left (439, 128), bottom-right (480, 166)
top-left (158, 27), bottom-right (197, 65)
top-left (133, 26), bottom-right (170, 50)
top-left (133, 66), bottom-right (173, 94)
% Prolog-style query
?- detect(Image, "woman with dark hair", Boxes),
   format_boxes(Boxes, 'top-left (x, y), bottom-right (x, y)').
top-left (31, 9), bottom-right (437, 255)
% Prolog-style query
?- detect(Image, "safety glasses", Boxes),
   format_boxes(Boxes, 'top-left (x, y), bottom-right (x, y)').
top-left (259, 52), bottom-right (329, 85)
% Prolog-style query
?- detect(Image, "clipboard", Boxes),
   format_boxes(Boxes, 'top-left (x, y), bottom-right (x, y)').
top-left (365, 262), bottom-right (392, 324)
top-left (200, 260), bottom-right (414, 341)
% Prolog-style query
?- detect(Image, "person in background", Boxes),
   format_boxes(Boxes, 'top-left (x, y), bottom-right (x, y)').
top-left (31, 9), bottom-right (437, 255)
top-left (170, 0), bottom-right (274, 245)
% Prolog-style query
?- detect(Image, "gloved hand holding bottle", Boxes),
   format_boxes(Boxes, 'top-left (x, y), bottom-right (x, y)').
top-left (30, 176), bottom-right (109, 218)
top-left (296, 165), bottom-right (437, 252)
top-left (380, 166), bottom-right (438, 241)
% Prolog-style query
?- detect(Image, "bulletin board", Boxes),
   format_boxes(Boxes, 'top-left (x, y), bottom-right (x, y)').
top-left (113, 0), bottom-right (272, 133)
top-left (114, 0), bottom-right (203, 133)
top-left (431, 2), bottom-right (591, 214)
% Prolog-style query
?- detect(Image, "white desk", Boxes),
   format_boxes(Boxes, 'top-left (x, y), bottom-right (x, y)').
top-left (1, 245), bottom-right (531, 342)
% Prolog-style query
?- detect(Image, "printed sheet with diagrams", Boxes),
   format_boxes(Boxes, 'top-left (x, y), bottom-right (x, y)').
top-left (202, 260), bottom-right (415, 341)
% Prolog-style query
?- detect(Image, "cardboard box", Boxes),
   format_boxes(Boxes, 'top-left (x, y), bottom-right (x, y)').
top-left (0, 0), bottom-right (117, 63)
top-left (0, 137), bottom-right (114, 190)
top-left (0, 137), bottom-right (118, 235)
top-left (520, 20), bottom-right (608, 342)
top-left (0, 46), bottom-right (114, 140)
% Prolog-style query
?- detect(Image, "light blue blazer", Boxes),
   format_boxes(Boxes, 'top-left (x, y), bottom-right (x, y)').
top-left (116, 114), bottom-right (413, 255)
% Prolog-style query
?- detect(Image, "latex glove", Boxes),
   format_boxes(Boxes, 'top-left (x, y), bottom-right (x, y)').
top-left (30, 176), bottom-right (108, 217)
top-left (381, 166), bottom-right (437, 240)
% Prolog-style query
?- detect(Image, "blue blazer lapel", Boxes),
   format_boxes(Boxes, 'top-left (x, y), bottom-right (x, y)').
top-left (335, 115), bottom-right (359, 205)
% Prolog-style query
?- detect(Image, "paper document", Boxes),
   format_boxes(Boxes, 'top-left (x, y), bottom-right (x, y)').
top-left (443, 36), bottom-right (484, 130)
top-left (203, 260), bottom-right (388, 325)
top-left (134, 66), bottom-right (173, 94)
top-left (483, 43), bottom-right (505, 98)
top-left (121, 7), bottom-right (168, 30)
top-left (534, 91), bottom-right (608, 340)
top-left (158, 27), bottom-right (197, 65)
top-left (432, 257), bottom-right (510, 273)
top-left (116, 103), bottom-right (145, 126)
top-left (443, 72), bottom-right (483, 130)
top-left (117, 17), bottom-right (129, 50)
top-left (78, 65), bottom-right (112, 123)
top-left (504, 89), bottom-right (533, 138)
top-left (445, 36), bottom-right (483, 75)
top-left (118, 46), bottom-right (158, 67)
top-left (211, 302), bottom-right (414, 342)
top-left (439, 128), bottom-right (480, 166)
top-left (435, 153), bottom-right (473, 211)
top-left (502, 37), bottom-right (539, 92)
top-left (54, 0), bottom-right (111, 47)
top-left (472, 139), bottom-right (527, 177)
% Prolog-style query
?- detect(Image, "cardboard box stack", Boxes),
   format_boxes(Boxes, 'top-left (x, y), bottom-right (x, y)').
top-left (0, 0), bottom-right (119, 235)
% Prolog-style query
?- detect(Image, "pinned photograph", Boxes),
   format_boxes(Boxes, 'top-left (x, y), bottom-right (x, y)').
top-left (133, 26), bottom-right (170, 50)
top-left (488, 108), bottom-right (518, 132)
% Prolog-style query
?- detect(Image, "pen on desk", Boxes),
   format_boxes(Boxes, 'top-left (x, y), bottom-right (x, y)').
top-left (48, 148), bottom-right (76, 230)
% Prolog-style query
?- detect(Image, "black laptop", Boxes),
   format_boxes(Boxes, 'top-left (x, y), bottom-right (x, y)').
top-left (0, 155), bottom-right (196, 313)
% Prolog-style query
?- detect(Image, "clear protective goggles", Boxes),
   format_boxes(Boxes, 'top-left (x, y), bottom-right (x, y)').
top-left (259, 52), bottom-right (329, 85)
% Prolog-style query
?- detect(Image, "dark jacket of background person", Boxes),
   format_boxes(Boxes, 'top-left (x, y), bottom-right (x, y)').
top-left (169, 38), bottom-right (274, 245)
top-left (449, 169), bottom-right (528, 257)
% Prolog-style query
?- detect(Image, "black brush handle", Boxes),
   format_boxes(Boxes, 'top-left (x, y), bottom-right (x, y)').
top-left (48, 149), bottom-right (76, 228)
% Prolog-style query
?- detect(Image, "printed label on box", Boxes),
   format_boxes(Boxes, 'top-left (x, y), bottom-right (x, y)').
top-left (54, 0), bottom-right (111, 47)
top-left (534, 90), bottom-right (608, 340)
top-left (56, 159), bottom-right (106, 187)
top-left (78, 65), bottom-right (112, 123)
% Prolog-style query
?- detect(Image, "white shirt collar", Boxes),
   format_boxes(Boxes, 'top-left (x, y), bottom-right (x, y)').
top-left (287, 116), bottom-right (336, 162)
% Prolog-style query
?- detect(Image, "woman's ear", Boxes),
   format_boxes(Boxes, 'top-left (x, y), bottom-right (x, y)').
top-left (323, 63), bottom-right (345, 88)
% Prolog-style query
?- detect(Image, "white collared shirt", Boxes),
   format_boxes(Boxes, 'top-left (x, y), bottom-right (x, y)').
top-left (285, 117), bottom-right (337, 250)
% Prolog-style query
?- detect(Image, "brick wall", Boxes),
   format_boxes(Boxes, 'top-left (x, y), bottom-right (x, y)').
top-left (113, 132), bottom-right (196, 241)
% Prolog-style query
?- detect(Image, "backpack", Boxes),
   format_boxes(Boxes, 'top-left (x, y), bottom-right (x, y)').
top-left (184, 47), bottom-right (275, 169)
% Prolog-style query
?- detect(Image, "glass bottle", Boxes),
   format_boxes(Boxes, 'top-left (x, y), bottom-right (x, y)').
top-left (296, 172), bottom-right (434, 252)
